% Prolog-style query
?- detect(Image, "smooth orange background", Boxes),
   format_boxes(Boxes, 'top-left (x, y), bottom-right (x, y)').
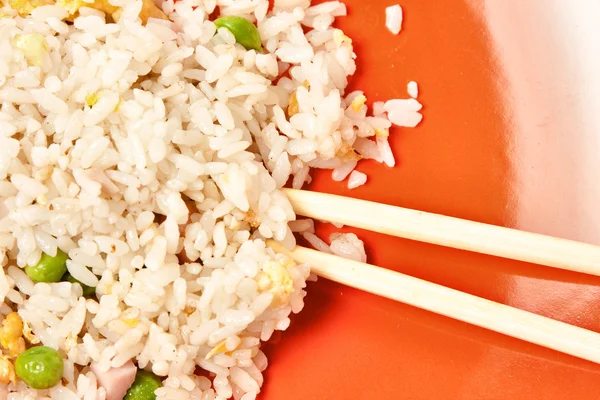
top-left (261, 1), bottom-right (600, 399)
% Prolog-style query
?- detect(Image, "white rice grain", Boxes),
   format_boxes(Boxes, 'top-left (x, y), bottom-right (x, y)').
top-left (407, 80), bottom-right (419, 98)
top-left (347, 170), bottom-right (367, 189)
top-left (385, 5), bottom-right (403, 35)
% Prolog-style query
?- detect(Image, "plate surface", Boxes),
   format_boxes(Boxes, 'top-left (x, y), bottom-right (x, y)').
top-left (262, 1), bottom-right (600, 399)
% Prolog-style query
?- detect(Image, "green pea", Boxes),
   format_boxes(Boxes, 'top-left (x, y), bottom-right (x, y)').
top-left (24, 249), bottom-right (68, 283)
top-left (214, 16), bottom-right (262, 51)
top-left (63, 273), bottom-right (96, 297)
top-left (15, 346), bottom-right (64, 390)
top-left (124, 370), bottom-right (163, 400)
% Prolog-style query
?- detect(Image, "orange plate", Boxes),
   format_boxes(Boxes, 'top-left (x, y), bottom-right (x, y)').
top-left (261, 1), bottom-right (600, 399)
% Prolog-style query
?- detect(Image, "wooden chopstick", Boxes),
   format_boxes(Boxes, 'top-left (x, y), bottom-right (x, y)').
top-left (283, 188), bottom-right (600, 277)
top-left (269, 241), bottom-right (600, 365)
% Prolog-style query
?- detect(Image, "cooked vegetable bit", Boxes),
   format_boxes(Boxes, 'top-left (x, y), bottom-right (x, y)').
top-left (13, 33), bottom-right (48, 67)
top-left (24, 249), bottom-right (69, 283)
top-left (124, 370), bottom-right (163, 400)
top-left (15, 346), bottom-right (64, 389)
top-left (214, 16), bottom-right (262, 51)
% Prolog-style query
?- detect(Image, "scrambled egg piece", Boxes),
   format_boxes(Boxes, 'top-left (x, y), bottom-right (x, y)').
top-left (64, 333), bottom-right (77, 353)
top-left (0, 1), bottom-right (9, 18)
top-left (35, 194), bottom-right (47, 206)
top-left (257, 259), bottom-right (295, 307)
top-left (350, 94), bottom-right (366, 112)
top-left (12, 0), bottom-right (168, 23)
top-left (244, 209), bottom-right (261, 229)
top-left (135, 0), bottom-right (167, 23)
top-left (86, 92), bottom-right (121, 111)
top-left (375, 128), bottom-right (389, 138)
top-left (0, 312), bottom-right (26, 358)
top-left (287, 80), bottom-right (310, 117)
top-left (287, 91), bottom-right (300, 117)
top-left (0, 355), bottom-right (15, 384)
top-left (95, 0), bottom-right (166, 23)
top-left (56, 0), bottom-right (80, 15)
top-left (122, 318), bottom-right (138, 328)
top-left (229, 217), bottom-right (241, 231)
top-left (57, 0), bottom-right (123, 21)
top-left (335, 142), bottom-right (363, 163)
top-left (205, 340), bottom-right (227, 360)
top-left (13, 33), bottom-right (48, 67)
top-left (1, 313), bottom-right (23, 342)
top-left (8, 0), bottom-right (52, 15)
top-left (114, 98), bottom-right (122, 112)
top-left (333, 29), bottom-right (352, 48)
top-left (86, 93), bottom-right (99, 107)
top-left (22, 320), bottom-right (39, 345)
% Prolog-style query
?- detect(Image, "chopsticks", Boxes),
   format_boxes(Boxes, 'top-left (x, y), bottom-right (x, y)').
top-left (272, 189), bottom-right (600, 364)
top-left (268, 241), bottom-right (600, 365)
top-left (283, 188), bottom-right (600, 277)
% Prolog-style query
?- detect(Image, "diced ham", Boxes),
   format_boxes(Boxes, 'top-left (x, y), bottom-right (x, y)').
top-left (91, 360), bottom-right (137, 400)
